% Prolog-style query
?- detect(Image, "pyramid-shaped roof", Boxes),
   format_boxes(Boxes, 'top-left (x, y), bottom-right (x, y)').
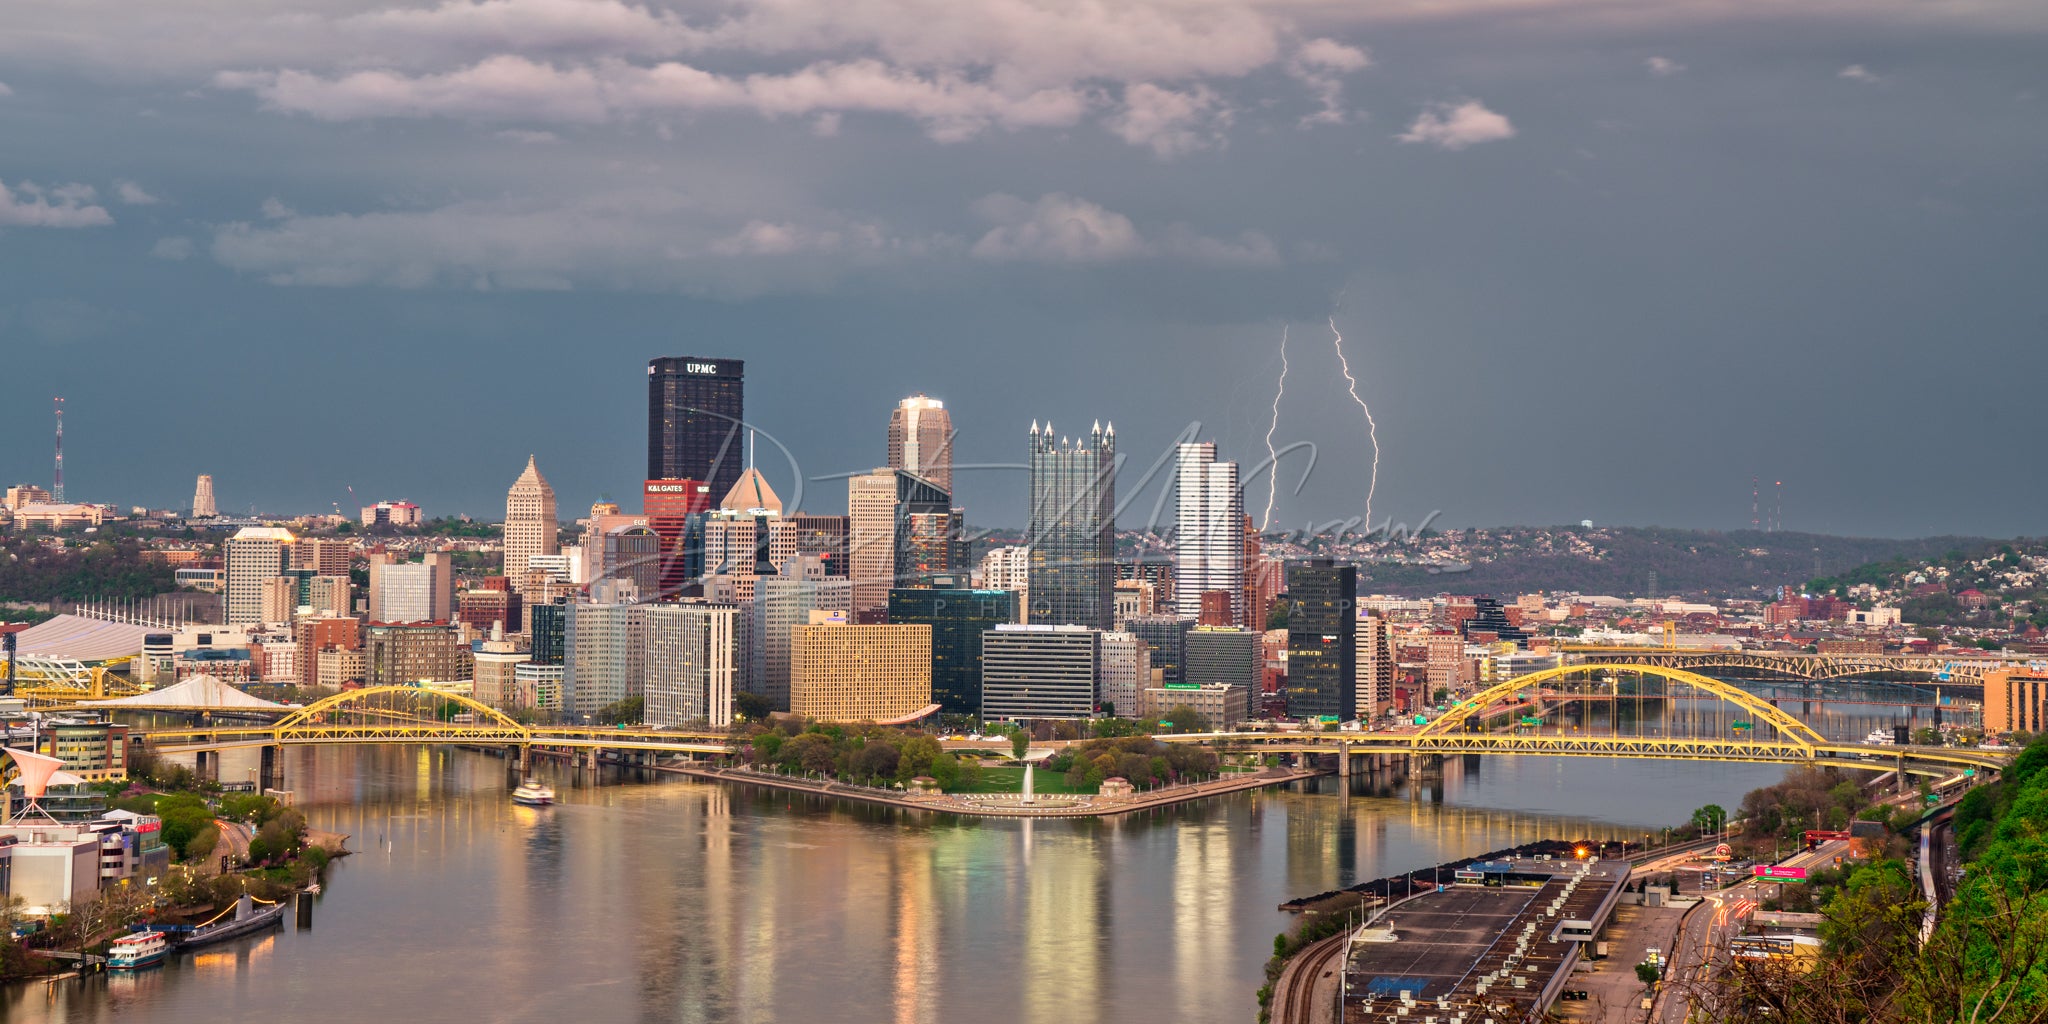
top-left (81, 673), bottom-right (299, 711)
top-left (719, 467), bottom-right (782, 516)
top-left (512, 454), bottom-right (552, 492)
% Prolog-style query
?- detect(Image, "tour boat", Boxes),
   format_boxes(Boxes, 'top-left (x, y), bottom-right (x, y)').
top-left (511, 779), bottom-right (555, 805)
top-left (1865, 728), bottom-right (1897, 745)
top-left (107, 931), bottom-right (170, 970)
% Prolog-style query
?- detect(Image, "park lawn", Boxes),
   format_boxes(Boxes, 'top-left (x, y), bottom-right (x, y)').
top-left (950, 765), bottom-right (1097, 796)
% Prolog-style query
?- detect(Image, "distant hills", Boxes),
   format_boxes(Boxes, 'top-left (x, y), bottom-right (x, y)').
top-left (1347, 527), bottom-right (2004, 599)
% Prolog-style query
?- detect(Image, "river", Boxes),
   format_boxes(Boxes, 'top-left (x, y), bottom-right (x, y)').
top-left (5, 689), bottom-right (1931, 1024)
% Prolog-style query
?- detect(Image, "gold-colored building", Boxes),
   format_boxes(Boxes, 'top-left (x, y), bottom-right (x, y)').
top-left (790, 623), bottom-right (932, 722)
top-left (1984, 668), bottom-right (2048, 736)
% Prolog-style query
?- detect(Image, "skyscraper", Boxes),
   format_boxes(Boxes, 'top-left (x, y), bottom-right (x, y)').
top-left (191, 475), bottom-right (217, 518)
top-left (848, 469), bottom-right (900, 619)
top-left (224, 527), bottom-right (294, 626)
top-left (643, 602), bottom-right (737, 727)
top-left (503, 455), bottom-right (559, 592)
top-left (1026, 421), bottom-right (1116, 630)
top-left (648, 356), bottom-right (745, 503)
top-left (1355, 612), bottom-right (1396, 720)
top-left (888, 395), bottom-right (954, 494)
top-left (888, 580), bottom-right (1016, 715)
top-left (1173, 442), bottom-right (1243, 624)
top-left (1285, 558), bottom-right (1356, 720)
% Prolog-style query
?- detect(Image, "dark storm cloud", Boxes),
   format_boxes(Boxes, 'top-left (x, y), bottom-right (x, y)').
top-left (0, 0), bottom-right (2043, 537)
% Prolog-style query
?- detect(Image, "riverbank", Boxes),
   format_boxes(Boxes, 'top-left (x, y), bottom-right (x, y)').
top-left (661, 762), bottom-right (1326, 817)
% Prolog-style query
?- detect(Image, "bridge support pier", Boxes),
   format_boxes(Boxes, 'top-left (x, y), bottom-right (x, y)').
top-left (1337, 741), bottom-right (1351, 779)
top-left (194, 748), bottom-right (211, 782)
top-left (259, 744), bottom-right (282, 792)
top-left (1897, 754), bottom-right (1909, 798)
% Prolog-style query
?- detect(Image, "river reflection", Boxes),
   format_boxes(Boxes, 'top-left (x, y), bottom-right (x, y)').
top-left (6, 745), bottom-right (1791, 1024)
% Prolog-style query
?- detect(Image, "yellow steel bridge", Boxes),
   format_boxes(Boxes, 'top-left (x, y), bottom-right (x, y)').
top-left (124, 667), bottom-right (2010, 776)
top-left (1558, 647), bottom-right (2025, 686)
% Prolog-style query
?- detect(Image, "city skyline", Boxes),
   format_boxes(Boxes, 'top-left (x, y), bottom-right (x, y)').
top-left (3, 0), bottom-right (2043, 539)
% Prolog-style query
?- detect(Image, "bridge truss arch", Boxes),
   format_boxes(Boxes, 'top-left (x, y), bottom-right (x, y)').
top-left (1417, 663), bottom-right (1830, 754)
top-left (273, 686), bottom-right (533, 744)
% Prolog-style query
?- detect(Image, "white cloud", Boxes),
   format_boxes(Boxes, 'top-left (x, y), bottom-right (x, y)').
top-left (0, 179), bottom-right (114, 228)
top-left (216, 55), bottom-right (1092, 142)
top-left (1396, 99), bottom-right (1516, 150)
top-left (1645, 56), bottom-right (1686, 76)
top-left (152, 236), bottom-right (195, 260)
top-left (1105, 83), bottom-right (1230, 158)
top-left (1838, 64), bottom-right (1880, 82)
top-left (1289, 38), bottom-right (1372, 127)
top-left (260, 198), bottom-right (296, 219)
top-left (0, 81), bottom-right (13, 97)
top-left (969, 192), bottom-right (1277, 266)
top-left (970, 192), bottom-right (1145, 262)
top-left (116, 180), bottom-right (161, 205)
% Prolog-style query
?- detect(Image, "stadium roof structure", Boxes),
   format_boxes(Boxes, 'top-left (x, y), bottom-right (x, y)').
top-left (80, 673), bottom-right (298, 711)
top-left (9, 613), bottom-right (155, 662)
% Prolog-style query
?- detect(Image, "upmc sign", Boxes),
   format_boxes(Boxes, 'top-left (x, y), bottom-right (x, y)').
top-left (1753, 865), bottom-right (1808, 880)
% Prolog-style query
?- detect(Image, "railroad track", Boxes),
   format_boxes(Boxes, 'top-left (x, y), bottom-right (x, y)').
top-left (1274, 929), bottom-right (1350, 1024)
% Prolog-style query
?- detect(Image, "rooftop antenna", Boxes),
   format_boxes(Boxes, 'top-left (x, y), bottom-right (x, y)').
top-left (52, 396), bottom-right (64, 503)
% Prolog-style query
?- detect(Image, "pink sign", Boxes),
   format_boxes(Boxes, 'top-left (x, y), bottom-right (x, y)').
top-left (1753, 865), bottom-right (1808, 880)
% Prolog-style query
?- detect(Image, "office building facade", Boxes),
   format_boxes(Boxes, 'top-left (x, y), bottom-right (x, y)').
top-left (224, 527), bottom-right (294, 626)
top-left (1285, 559), bottom-right (1356, 720)
top-left (1026, 421), bottom-right (1116, 630)
top-left (648, 356), bottom-right (745, 503)
top-left (503, 455), bottom-right (559, 590)
top-left (1355, 612), bottom-right (1396, 720)
top-left (564, 602), bottom-right (644, 716)
top-left (1173, 442), bottom-right (1244, 625)
top-left (1126, 614), bottom-right (1194, 686)
top-left (888, 394), bottom-right (954, 494)
top-left (888, 581), bottom-right (1017, 715)
top-left (644, 603), bottom-right (738, 728)
top-left (789, 623), bottom-right (933, 723)
top-left (980, 624), bottom-right (1101, 722)
top-left (1097, 630), bottom-right (1151, 720)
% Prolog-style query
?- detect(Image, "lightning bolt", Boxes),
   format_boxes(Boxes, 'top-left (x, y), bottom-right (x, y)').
top-left (1330, 314), bottom-right (1379, 530)
top-left (1262, 322), bottom-right (1289, 532)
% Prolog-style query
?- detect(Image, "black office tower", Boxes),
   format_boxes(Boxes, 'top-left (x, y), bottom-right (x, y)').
top-left (888, 580), bottom-right (1017, 715)
top-left (1285, 558), bottom-right (1355, 720)
top-left (649, 356), bottom-right (745, 503)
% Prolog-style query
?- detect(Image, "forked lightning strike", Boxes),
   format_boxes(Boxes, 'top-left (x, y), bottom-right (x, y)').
top-left (1262, 322), bottom-right (1289, 531)
top-left (1329, 315), bottom-right (1380, 530)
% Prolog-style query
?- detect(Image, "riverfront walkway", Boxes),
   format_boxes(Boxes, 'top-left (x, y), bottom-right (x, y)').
top-left (665, 763), bottom-right (1323, 817)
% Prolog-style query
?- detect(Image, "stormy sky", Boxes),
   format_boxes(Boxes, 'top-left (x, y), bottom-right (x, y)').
top-left (1, 0), bottom-right (2042, 538)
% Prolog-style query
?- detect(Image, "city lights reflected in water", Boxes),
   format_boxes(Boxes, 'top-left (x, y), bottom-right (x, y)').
top-left (7, 737), bottom-right (1821, 1024)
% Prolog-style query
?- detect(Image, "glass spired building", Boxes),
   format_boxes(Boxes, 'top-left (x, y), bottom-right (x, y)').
top-left (1026, 420), bottom-right (1116, 630)
top-left (648, 356), bottom-right (745, 505)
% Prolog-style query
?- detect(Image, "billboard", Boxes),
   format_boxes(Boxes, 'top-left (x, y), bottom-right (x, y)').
top-left (1753, 865), bottom-right (1808, 880)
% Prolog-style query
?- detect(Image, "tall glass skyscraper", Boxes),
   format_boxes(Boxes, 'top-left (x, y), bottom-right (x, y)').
top-left (1026, 420), bottom-right (1116, 630)
top-left (1172, 441), bottom-right (1244, 624)
top-left (1285, 558), bottom-right (1356, 720)
top-left (648, 356), bottom-right (745, 503)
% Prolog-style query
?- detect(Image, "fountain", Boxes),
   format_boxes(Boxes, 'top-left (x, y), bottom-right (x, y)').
top-left (1022, 761), bottom-right (1035, 805)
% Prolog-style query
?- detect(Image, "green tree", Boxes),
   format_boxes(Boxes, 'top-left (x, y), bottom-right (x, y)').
top-left (1636, 961), bottom-right (1660, 985)
top-left (1010, 729), bottom-right (1029, 760)
top-left (1692, 804), bottom-right (1729, 834)
top-left (593, 695), bottom-right (644, 725)
top-left (734, 692), bottom-right (774, 722)
top-left (1162, 705), bottom-right (1209, 734)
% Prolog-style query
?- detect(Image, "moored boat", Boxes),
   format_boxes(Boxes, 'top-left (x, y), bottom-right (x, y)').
top-left (107, 930), bottom-right (170, 970)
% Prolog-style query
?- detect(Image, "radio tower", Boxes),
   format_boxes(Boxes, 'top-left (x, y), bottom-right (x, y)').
top-left (52, 396), bottom-right (64, 503)
top-left (1750, 477), bottom-right (1759, 530)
